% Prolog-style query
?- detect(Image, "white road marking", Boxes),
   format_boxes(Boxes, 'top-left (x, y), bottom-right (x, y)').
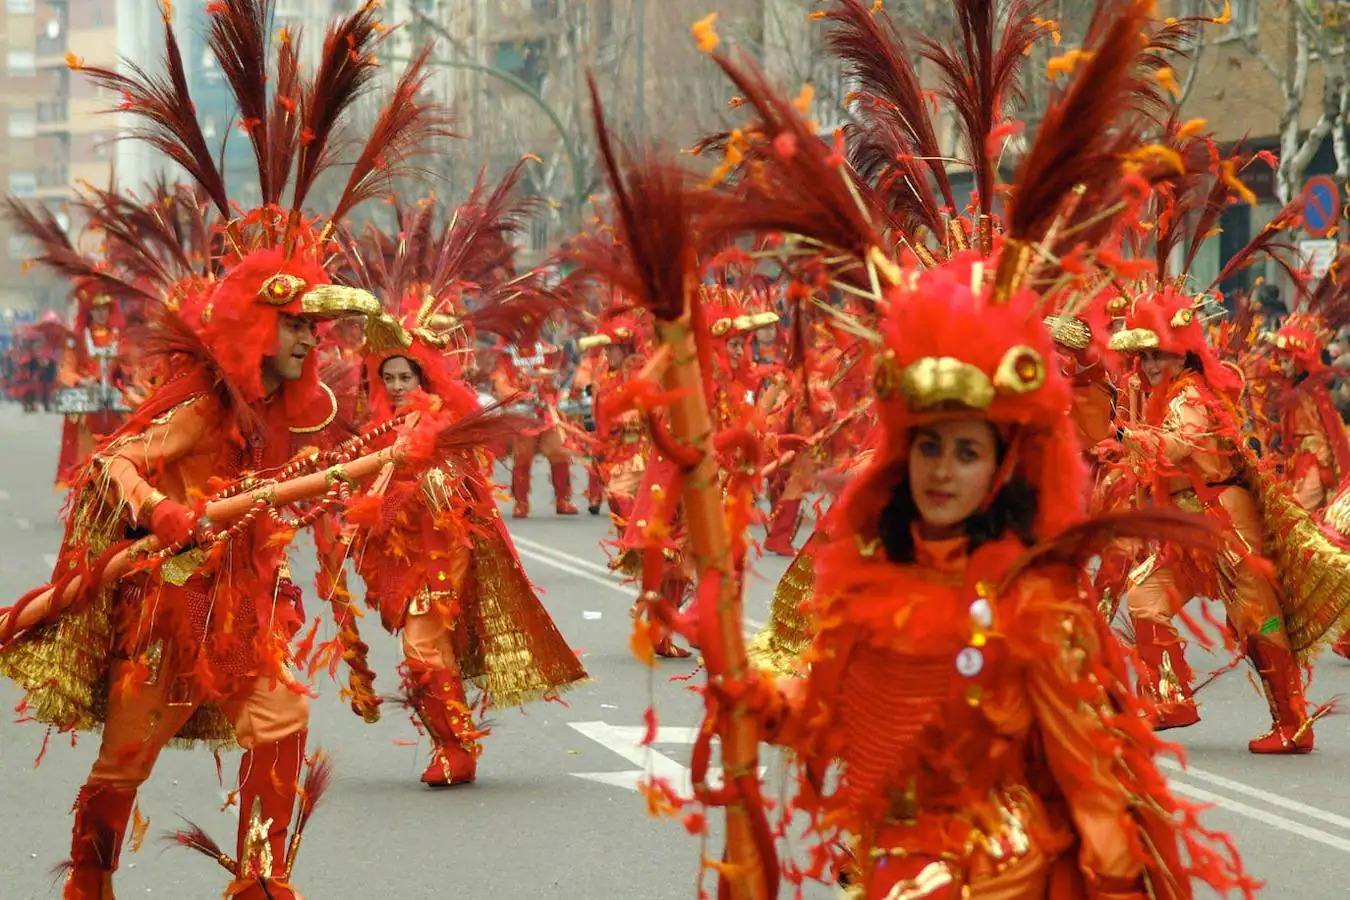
top-left (514, 535), bottom-right (619, 576)
top-left (1158, 758), bottom-right (1350, 832)
top-left (43, 553), bottom-right (58, 570)
top-left (0, 489), bottom-right (10, 501)
top-left (583, 610), bottom-right (603, 620)
top-left (13, 517), bottom-right (31, 531)
top-left (513, 537), bottom-right (768, 633)
top-left (1166, 779), bottom-right (1350, 853)
top-left (515, 546), bottom-right (631, 596)
top-left (569, 720), bottom-right (758, 794)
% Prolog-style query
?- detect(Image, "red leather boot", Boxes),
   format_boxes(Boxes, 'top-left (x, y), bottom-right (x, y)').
top-left (1332, 631), bottom-right (1350, 660)
top-left (407, 661), bottom-right (482, 786)
top-left (511, 458), bottom-right (531, 518)
top-left (763, 498), bottom-right (802, 557)
top-left (64, 782), bottom-right (137, 899)
top-left (228, 729), bottom-right (306, 900)
top-left (1246, 638), bottom-right (1315, 754)
top-left (586, 464), bottom-right (604, 515)
top-left (551, 460), bottom-right (578, 515)
top-left (1132, 618), bottom-right (1200, 730)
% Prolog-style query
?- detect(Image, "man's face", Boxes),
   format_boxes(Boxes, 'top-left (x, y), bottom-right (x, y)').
top-left (89, 305), bottom-right (111, 325)
top-left (268, 314), bottom-right (318, 383)
top-left (726, 337), bottom-right (745, 366)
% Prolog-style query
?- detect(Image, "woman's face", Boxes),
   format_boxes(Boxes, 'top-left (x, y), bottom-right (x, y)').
top-left (380, 356), bottom-right (421, 408)
top-left (907, 418), bottom-right (1000, 539)
top-left (1138, 349), bottom-right (1182, 387)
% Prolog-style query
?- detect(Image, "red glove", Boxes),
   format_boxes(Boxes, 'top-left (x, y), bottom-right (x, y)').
top-left (149, 499), bottom-right (196, 547)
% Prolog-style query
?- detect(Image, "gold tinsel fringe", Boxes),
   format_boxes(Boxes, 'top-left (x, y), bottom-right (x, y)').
top-left (460, 524), bottom-right (588, 710)
top-left (0, 483), bottom-right (117, 733)
top-left (1255, 476), bottom-right (1350, 663)
top-left (0, 479), bottom-right (237, 747)
top-left (746, 543), bottom-right (816, 677)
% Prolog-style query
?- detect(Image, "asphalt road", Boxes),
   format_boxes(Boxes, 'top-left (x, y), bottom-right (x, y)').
top-left (0, 402), bottom-right (1347, 899)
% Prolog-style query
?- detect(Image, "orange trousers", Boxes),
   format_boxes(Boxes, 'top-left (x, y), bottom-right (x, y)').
top-left (88, 661), bottom-right (309, 790)
top-left (1127, 485), bottom-right (1290, 649)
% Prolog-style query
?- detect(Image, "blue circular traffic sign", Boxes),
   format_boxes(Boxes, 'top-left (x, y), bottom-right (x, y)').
top-left (1301, 175), bottom-right (1340, 237)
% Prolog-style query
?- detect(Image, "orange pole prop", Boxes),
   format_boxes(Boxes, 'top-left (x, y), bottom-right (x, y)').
top-left (3, 438), bottom-right (408, 639)
top-left (654, 306), bottom-right (768, 900)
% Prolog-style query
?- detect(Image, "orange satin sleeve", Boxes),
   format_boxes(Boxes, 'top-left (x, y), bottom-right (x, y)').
top-left (1021, 575), bottom-right (1143, 887)
top-left (93, 394), bottom-right (216, 523)
top-left (1158, 386), bottom-right (1234, 485)
top-left (1288, 392), bottom-right (1333, 470)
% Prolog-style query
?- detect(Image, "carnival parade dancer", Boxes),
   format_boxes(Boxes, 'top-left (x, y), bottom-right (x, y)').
top-left (573, 311), bottom-right (651, 521)
top-left (0, 2), bottom-right (455, 895)
top-left (572, 0), bottom-right (1261, 895)
top-left (1255, 277), bottom-right (1350, 658)
top-left (1110, 287), bottom-right (1322, 751)
top-left (55, 283), bottom-right (129, 488)
top-left (492, 337), bottom-right (579, 517)
top-left (336, 182), bottom-right (587, 787)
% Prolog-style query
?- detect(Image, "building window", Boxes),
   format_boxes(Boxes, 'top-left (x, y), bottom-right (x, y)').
top-left (7, 0), bottom-right (36, 14)
top-left (7, 51), bottom-right (36, 76)
top-left (8, 172), bottom-right (38, 198)
top-left (492, 39), bottom-right (546, 92)
top-left (8, 109), bottom-right (36, 138)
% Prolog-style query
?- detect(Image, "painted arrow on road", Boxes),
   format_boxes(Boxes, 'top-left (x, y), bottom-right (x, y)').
top-left (569, 720), bottom-right (764, 794)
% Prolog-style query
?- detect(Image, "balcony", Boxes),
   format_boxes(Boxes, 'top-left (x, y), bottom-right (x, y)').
top-left (35, 100), bottom-right (68, 134)
top-left (35, 34), bottom-right (65, 60)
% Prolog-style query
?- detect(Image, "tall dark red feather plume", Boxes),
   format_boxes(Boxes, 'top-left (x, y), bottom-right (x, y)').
top-left (570, 75), bottom-right (698, 322)
top-left (291, 3), bottom-right (386, 213)
top-left (206, 0), bottom-right (272, 200)
top-left (70, 12), bottom-right (229, 218)
top-left (699, 54), bottom-right (887, 269)
top-left (330, 44), bottom-right (456, 225)
top-left (822, 0), bottom-right (955, 231)
top-left (2, 197), bottom-right (157, 303)
top-left (1003, 0), bottom-right (1155, 248)
top-left (919, 0), bottom-right (1047, 216)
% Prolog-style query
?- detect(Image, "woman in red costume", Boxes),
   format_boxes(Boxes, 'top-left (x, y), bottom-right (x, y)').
top-left (733, 244), bottom-right (1257, 898)
top-left (348, 308), bottom-right (588, 786)
top-left (1110, 287), bottom-right (1317, 751)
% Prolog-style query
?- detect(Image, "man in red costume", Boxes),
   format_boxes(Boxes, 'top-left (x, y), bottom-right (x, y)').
top-left (0, 1), bottom-right (452, 894)
top-left (55, 282), bottom-right (129, 488)
top-left (491, 338), bottom-right (578, 517)
top-left (572, 313), bottom-right (650, 521)
top-left (0, 247), bottom-right (382, 899)
top-left (1111, 289), bottom-right (1318, 752)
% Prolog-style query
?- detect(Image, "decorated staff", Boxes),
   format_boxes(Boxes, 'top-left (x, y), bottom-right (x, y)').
top-left (570, 80), bottom-right (776, 899)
